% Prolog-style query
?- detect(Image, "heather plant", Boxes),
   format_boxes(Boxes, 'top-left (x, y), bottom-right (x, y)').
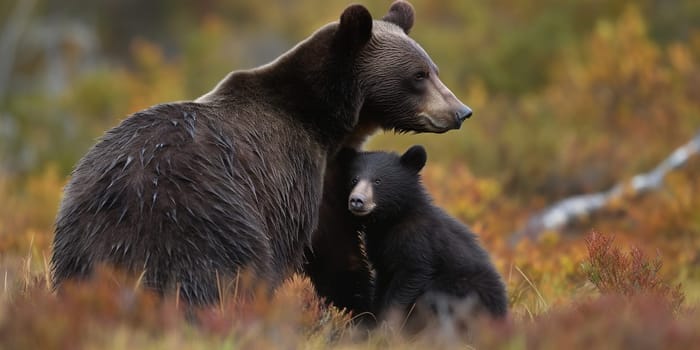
top-left (582, 232), bottom-right (685, 312)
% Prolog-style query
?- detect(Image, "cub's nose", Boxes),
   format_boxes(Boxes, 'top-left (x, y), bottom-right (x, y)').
top-left (349, 195), bottom-right (366, 211)
top-left (455, 105), bottom-right (473, 125)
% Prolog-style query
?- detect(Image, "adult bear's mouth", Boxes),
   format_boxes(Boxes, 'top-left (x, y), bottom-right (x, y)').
top-left (420, 112), bottom-right (458, 133)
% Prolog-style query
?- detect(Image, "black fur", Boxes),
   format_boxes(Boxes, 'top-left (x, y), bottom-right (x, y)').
top-left (346, 146), bottom-right (508, 319)
top-left (51, 3), bottom-right (456, 305)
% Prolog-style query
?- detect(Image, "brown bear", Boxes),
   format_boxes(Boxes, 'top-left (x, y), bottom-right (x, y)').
top-left (303, 1), bottom-right (472, 318)
top-left (51, 1), bottom-right (471, 305)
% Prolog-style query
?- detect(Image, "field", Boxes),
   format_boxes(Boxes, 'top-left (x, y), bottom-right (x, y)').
top-left (1, 0), bottom-right (700, 348)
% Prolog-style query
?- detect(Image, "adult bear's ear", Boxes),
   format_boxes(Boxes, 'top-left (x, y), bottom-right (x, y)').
top-left (400, 145), bottom-right (427, 174)
top-left (335, 4), bottom-right (373, 53)
top-left (382, 1), bottom-right (414, 34)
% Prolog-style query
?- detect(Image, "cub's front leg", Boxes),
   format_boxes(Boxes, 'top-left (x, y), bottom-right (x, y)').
top-left (374, 268), bottom-right (431, 318)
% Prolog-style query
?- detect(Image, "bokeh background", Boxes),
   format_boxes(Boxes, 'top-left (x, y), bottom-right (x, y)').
top-left (1, 0), bottom-right (700, 348)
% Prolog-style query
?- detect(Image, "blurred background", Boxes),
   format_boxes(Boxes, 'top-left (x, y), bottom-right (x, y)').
top-left (1, 0), bottom-right (699, 319)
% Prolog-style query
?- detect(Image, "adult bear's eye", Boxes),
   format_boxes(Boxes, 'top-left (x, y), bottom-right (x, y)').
top-left (414, 72), bottom-right (428, 81)
top-left (351, 177), bottom-right (358, 185)
top-left (374, 179), bottom-right (381, 185)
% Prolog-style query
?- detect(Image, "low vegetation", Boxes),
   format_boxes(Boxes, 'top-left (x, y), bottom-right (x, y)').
top-left (2, 0), bottom-right (699, 348)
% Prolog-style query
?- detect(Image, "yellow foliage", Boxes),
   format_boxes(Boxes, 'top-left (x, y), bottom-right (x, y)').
top-left (126, 39), bottom-right (187, 112)
top-left (0, 165), bottom-right (63, 256)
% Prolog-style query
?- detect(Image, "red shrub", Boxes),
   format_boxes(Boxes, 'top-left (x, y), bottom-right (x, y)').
top-left (582, 232), bottom-right (685, 311)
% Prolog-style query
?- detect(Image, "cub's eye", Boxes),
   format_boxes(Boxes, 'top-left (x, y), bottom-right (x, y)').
top-left (374, 179), bottom-right (382, 185)
top-left (351, 177), bottom-right (358, 185)
top-left (414, 72), bottom-right (428, 81)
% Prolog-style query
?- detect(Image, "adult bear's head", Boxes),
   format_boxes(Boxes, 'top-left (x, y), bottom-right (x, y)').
top-left (334, 1), bottom-right (472, 136)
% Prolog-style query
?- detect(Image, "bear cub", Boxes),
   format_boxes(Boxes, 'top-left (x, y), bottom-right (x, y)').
top-left (343, 145), bottom-right (508, 321)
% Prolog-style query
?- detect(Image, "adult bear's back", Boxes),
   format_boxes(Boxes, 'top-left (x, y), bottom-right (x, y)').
top-left (52, 101), bottom-right (325, 303)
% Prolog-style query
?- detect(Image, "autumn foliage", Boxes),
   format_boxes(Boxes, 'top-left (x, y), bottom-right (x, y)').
top-left (583, 232), bottom-right (685, 311)
top-left (1, 0), bottom-right (700, 348)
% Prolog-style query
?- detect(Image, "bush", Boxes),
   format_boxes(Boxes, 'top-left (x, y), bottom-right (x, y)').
top-left (582, 232), bottom-right (685, 311)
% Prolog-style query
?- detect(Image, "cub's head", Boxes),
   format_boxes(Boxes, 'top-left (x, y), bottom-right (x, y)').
top-left (333, 1), bottom-right (472, 135)
top-left (344, 145), bottom-right (427, 220)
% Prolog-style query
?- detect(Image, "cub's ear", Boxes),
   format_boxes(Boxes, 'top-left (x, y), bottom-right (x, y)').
top-left (335, 4), bottom-right (373, 53)
top-left (382, 0), bottom-right (414, 34)
top-left (400, 145), bottom-right (427, 173)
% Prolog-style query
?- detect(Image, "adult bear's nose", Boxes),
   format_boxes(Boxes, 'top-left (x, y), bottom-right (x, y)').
top-left (455, 105), bottom-right (473, 125)
top-left (349, 195), bottom-right (366, 211)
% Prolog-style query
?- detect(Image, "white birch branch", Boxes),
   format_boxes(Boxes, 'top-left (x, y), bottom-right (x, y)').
top-left (509, 130), bottom-right (700, 245)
